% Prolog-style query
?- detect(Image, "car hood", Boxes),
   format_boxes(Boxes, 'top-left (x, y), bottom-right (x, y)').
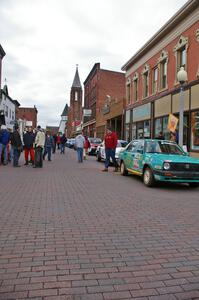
top-left (146, 153), bottom-right (199, 164)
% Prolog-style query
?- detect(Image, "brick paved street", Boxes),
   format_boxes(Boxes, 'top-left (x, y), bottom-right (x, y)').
top-left (0, 149), bottom-right (199, 300)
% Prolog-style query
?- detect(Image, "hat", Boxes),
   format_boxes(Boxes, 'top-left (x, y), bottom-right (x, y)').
top-left (1, 125), bottom-right (6, 130)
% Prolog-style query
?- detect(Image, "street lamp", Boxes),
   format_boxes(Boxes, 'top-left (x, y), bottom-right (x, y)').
top-left (177, 67), bottom-right (188, 147)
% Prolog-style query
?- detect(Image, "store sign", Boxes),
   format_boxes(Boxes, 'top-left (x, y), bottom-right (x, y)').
top-left (83, 109), bottom-right (92, 117)
top-left (133, 103), bottom-right (151, 122)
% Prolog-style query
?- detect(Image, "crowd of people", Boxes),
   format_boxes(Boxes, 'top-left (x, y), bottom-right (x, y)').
top-left (0, 124), bottom-right (68, 168)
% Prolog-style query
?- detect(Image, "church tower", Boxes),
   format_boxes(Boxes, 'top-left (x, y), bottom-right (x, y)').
top-left (67, 65), bottom-right (83, 137)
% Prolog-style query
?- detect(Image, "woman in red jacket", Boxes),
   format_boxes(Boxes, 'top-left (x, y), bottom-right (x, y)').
top-left (83, 136), bottom-right (90, 160)
top-left (102, 126), bottom-right (119, 172)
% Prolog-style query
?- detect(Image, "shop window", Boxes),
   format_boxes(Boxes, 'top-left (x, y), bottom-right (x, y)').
top-left (137, 120), bottom-right (151, 139)
top-left (152, 67), bottom-right (158, 94)
top-left (191, 111), bottom-right (199, 150)
top-left (144, 120), bottom-right (150, 138)
top-left (155, 116), bottom-right (170, 140)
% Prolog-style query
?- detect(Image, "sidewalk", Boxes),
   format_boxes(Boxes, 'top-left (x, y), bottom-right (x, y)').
top-left (0, 149), bottom-right (199, 299)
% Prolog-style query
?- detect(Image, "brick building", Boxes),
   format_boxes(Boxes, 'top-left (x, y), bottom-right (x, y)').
top-left (122, 0), bottom-right (199, 156)
top-left (67, 66), bottom-right (83, 137)
top-left (16, 106), bottom-right (38, 129)
top-left (83, 63), bottom-right (126, 139)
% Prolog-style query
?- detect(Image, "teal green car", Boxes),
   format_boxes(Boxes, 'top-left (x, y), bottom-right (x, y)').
top-left (119, 139), bottom-right (199, 187)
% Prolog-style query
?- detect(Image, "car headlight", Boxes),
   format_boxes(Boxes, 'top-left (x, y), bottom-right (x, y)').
top-left (163, 162), bottom-right (170, 170)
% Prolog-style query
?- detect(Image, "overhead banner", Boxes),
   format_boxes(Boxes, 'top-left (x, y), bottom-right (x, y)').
top-left (167, 114), bottom-right (178, 132)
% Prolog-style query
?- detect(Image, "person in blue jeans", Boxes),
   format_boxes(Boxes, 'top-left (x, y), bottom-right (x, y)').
top-left (43, 132), bottom-right (54, 161)
top-left (75, 132), bottom-right (85, 163)
top-left (102, 126), bottom-right (119, 172)
top-left (60, 133), bottom-right (67, 154)
top-left (0, 125), bottom-right (10, 165)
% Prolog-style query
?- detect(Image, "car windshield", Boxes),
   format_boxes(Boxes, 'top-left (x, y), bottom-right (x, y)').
top-left (145, 141), bottom-right (185, 155)
top-left (117, 141), bottom-right (128, 148)
top-left (89, 138), bottom-right (102, 144)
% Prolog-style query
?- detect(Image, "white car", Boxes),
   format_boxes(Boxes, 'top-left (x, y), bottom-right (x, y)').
top-left (96, 140), bottom-right (128, 162)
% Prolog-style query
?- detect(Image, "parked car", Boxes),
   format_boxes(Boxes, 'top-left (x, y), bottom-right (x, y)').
top-left (88, 138), bottom-right (102, 155)
top-left (66, 138), bottom-right (76, 148)
top-left (96, 140), bottom-right (128, 162)
top-left (119, 139), bottom-right (199, 188)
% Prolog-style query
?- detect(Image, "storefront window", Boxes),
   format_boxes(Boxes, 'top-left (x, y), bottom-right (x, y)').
top-left (137, 122), bottom-right (144, 139)
top-left (155, 116), bottom-right (169, 140)
top-left (132, 124), bottom-right (136, 140)
top-left (155, 118), bottom-right (162, 137)
top-left (144, 120), bottom-right (150, 138)
top-left (191, 111), bottom-right (199, 150)
top-left (125, 124), bottom-right (130, 142)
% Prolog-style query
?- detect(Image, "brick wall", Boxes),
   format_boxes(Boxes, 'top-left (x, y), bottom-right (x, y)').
top-left (17, 107), bottom-right (37, 128)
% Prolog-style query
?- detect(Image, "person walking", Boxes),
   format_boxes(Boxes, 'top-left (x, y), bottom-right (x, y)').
top-left (10, 124), bottom-right (23, 167)
top-left (23, 127), bottom-right (35, 165)
top-left (34, 125), bottom-right (45, 168)
top-left (157, 131), bottom-right (165, 140)
top-left (75, 131), bottom-right (85, 163)
top-left (102, 126), bottom-right (119, 172)
top-left (43, 131), bottom-right (54, 161)
top-left (60, 133), bottom-right (67, 154)
top-left (52, 133), bottom-right (57, 153)
top-left (83, 135), bottom-right (90, 160)
top-left (56, 134), bottom-right (61, 150)
top-left (0, 125), bottom-right (10, 165)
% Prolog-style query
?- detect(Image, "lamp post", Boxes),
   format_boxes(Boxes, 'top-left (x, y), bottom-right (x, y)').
top-left (177, 67), bottom-right (188, 147)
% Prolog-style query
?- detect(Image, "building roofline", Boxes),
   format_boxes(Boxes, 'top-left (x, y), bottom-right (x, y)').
top-left (83, 63), bottom-right (100, 85)
top-left (100, 68), bottom-right (125, 75)
top-left (122, 0), bottom-right (199, 71)
top-left (0, 44), bottom-right (6, 58)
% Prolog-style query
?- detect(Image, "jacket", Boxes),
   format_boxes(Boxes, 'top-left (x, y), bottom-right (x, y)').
top-left (75, 134), bottom-right (85, 148)
top-left (35, 130), bottom-right (45, 148)
top-left (45, 135), bottom-right (54, 148)
top-left (0, 129), bottom-right (10, 145)
top-left (104, 132), bottom-right (118, 149)
top-left (23, 131), bottom-right (35, 149)
top-left (61, 135), bottom-right (67, 144)
top-left (10, 130), bottom-right (22, 148)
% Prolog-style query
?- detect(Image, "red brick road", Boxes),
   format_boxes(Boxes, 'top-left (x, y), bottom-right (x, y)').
top-left (0, 149), bottom-right (199, 299)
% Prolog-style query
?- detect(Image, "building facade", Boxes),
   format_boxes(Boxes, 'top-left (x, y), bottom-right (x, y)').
top-left (122, 0), bottom-right (199, 156)
top-left (0, 85), bottom-right (17, 130)
top-left (16, 106), bottom-right (38, 129)
top-left (59, 103), bottom-right (68, 134)
top-left (83, 63), bottom-right (125, 139)
top-left (67, 66), bottom-right (83, 137)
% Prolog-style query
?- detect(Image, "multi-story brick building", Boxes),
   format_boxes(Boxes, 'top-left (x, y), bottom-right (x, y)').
top-left (122, 0), bottom-right (199, 156)
top-left (16, 106), bottom-right (38, 129)
top-left (83, 63), bottom-right (125, 139)
top-left (67, 66), bottom-right (83, 137)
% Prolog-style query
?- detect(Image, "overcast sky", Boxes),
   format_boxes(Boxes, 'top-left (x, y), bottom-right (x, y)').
top-left (0, 0), bottom-right (187, 128)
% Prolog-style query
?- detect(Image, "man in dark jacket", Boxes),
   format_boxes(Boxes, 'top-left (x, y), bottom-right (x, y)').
top-left (102, 126), bottom-right (119, 172)
top-left (0, 125), bottom-right (10, 165)
top-left (23, 127), bottom-right (35, 165)
top-left (60, 133), bottom-right (67, 154)
top-left (10, 125), bottom-right (23, 167)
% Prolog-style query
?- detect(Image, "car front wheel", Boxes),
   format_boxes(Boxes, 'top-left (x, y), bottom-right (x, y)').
top-left (143, 167), bottom-right (155, 187)
top-left (120, 161), bottom-right (128, 176)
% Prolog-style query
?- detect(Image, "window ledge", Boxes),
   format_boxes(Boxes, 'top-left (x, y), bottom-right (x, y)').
top-left (158, 87), bottom-right (168, 93)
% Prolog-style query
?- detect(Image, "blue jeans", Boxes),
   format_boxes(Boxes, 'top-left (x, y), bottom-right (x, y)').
top-left (60, 144), bottom-right (65, 154)
top-left (0, 143), bottom-right (8, 164)
top-left (44, 146), bottom-right (52, 161)
top-left (13, 147), bottom-right (21, 166)
top-left (77, 147), bottom-right (83, 162)
top-left (105, 148), bottom-right (118, 169)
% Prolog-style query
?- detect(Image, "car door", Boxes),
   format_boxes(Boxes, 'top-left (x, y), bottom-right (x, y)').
top-left (123, 141), bottom-right (138, 170)
top-left (131, 140), bottom-right (144, 174)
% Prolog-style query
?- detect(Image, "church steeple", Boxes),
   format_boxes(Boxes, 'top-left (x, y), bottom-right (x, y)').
top-left (71, 64), bottom-right (82, 88)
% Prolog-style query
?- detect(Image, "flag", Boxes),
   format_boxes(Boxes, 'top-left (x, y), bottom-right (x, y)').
top-left (168, 114), bottom-right (178, 132)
